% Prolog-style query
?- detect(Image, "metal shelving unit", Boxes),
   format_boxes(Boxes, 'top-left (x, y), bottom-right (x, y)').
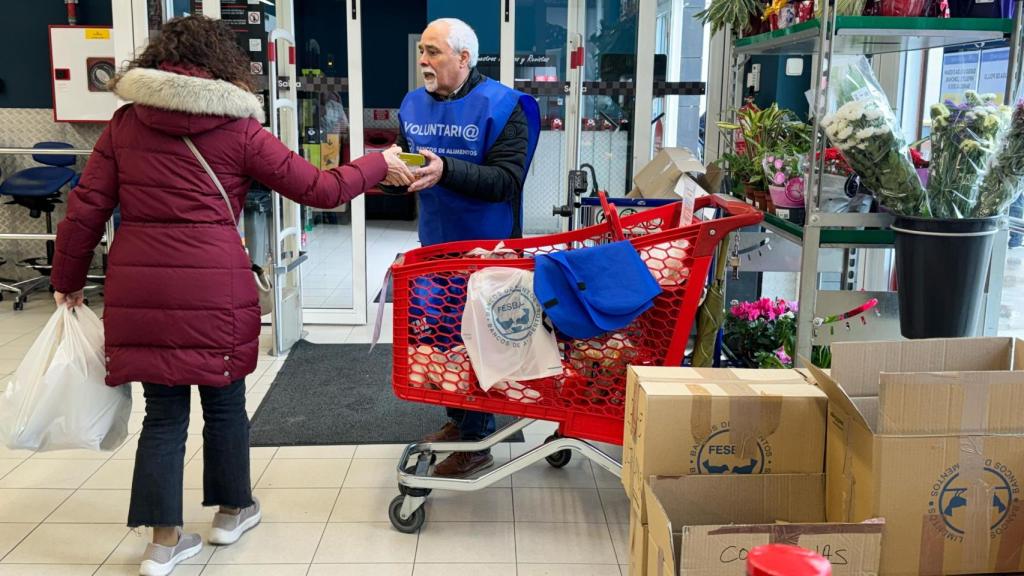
top-left (734, 16), bottom-right (1015, 55)
top-left (730, 9), bottom-right (1024, 358)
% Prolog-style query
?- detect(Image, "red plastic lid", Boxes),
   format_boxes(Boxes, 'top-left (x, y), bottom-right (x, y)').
top-left (746, 545), bottom-right (832, 576)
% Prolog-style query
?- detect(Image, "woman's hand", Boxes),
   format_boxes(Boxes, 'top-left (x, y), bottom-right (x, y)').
top-left (54, 290), bottom-right (85, 309)
top-left (381, 145), bottom-right (415, 187)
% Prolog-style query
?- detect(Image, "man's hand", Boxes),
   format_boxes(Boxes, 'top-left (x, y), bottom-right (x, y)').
top-left (381, 145), bottom-right (416, 187)
top-left (54, 290), bottom-right (85, 309)
top-left (407, 149), bottom-right (444, 193)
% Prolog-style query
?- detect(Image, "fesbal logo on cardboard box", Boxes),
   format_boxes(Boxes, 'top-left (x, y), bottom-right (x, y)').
top-left (928, 460), bottom-right (1021, 542)
top-left (690, 421), bottom-right (774, 475)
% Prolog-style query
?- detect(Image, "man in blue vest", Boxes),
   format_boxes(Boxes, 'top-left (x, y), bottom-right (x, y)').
top-left (388, 17), bottom-right (540, 478)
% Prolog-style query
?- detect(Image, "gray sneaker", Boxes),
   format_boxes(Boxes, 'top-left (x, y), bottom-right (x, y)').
top-left (139, 529), bottom-right (202, 576)
top-left (209, 498), bottom-right (261, 545)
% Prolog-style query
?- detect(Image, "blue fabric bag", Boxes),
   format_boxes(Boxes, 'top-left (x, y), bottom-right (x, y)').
top-left (534, 240), bottom-right (661, 339)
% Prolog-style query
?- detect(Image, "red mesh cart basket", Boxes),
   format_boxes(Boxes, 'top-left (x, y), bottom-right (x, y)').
top-left (386, 193), bottom-right (761, 533)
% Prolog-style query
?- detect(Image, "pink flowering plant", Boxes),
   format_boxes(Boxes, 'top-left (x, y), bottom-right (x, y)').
top-left (725, 298), bottom-right (797, 368)
top-left (762, 153), bottom-right (805, 190)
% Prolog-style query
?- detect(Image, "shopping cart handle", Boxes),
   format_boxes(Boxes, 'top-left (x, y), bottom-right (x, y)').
top-left (598, 191), bottom-right (626, 241)
top-left (690, 193), bottom-right (764, 257)
top-left (697, 193), bottom-right (763, 224)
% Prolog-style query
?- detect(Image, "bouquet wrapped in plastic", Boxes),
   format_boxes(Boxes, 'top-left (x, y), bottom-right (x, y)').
top-left (973, 81), bottom-right (1024, 217)
top-left (822, 56), bottom-right (925, 216)
top-left (925, 92), bottom-right (1010, 218)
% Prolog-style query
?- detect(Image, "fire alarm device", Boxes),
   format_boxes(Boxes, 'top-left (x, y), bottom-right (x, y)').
top-left (49, 25), bottom-right (117, 122)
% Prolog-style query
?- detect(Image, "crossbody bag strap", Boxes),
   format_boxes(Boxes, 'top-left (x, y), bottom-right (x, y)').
top-left (182, 136), bottom-right (237, 227)
top-left (183, 136), bottom-right (266, 280)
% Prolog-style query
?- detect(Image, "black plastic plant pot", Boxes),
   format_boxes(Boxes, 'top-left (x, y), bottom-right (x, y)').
top-left (893, 215), bottom-right (1000, 339)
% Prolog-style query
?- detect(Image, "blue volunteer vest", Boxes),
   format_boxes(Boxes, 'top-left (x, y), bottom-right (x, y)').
top-left (399, 77), bottom-right (540, 246)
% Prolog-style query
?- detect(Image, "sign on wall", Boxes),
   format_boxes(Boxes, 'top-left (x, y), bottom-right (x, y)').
top-left (939, 50), bottom-right (980, 104)
top-left (978, 47), bottom-right (1010, 103)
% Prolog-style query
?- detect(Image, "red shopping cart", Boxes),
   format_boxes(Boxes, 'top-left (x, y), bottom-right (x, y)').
top-left (386, 193), bottom-right (761, 532)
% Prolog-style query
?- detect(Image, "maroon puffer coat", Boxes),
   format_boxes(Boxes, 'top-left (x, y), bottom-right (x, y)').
top-left (51, 65), bottom-right (387, 387)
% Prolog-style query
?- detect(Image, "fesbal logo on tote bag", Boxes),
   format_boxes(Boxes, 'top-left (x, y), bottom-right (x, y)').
top-left (484, 286), bottom-right (542, 348)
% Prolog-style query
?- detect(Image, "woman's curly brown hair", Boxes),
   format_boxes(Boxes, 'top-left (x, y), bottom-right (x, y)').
top-left (110, 15), bottom-right (254, 91)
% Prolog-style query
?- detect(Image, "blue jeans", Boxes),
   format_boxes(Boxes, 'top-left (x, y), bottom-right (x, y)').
top-left (127, 380), bottom-right (253, 528)
top-left (446, 408), bottom-right (496, 442)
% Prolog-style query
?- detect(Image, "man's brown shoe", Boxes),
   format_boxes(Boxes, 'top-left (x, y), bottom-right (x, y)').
top-left (433, 451), bottom-right (494, 478)
top-left (422, 421), bottom-right (461, 443)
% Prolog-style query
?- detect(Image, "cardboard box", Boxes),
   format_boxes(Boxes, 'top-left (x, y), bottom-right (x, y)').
top-left (622, 367), bottom-right (827, 523)
top-left (645, 474), bottom-right (883, 576)
top-left (630, 148), bottom-right (705, 198)
top-left (630, 506), bottom-right (649, 576)
top-left (321, 133), bottom-right (342, 170)
top-left (805, 337), bottom-right (1024, 575)
top-left (695, 163), bottom-right (726, 196)
top-left (624, 367), bottom-right (818, 445)
top-left (627, 148), bottom-right (706, 227)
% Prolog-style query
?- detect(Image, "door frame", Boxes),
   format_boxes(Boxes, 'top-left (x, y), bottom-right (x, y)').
top-left (300, 0), bottom-right (370, 326)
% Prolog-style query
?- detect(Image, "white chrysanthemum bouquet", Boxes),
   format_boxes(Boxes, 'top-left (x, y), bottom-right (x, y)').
top-left (823, 56), bottom-right (1024, 219)
top-left (822, 57), bottom-right (925, 215)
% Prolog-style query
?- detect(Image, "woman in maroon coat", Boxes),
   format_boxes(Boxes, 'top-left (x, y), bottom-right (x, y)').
top-left (50, 16), bottom-right (413, 576)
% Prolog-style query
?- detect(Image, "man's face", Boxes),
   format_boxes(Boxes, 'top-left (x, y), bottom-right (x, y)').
top-left (418, 23), bottom-right (468, 96)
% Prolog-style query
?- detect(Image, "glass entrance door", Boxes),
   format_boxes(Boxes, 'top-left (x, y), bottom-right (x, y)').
top-left (579, 0), bottom-right (639, 197)
top-left (514, 0), bottom-right (571, 235)
top-left (292, 0), bottom-right (368, 325)
top-left (514, 0), bottom-right (644, 235)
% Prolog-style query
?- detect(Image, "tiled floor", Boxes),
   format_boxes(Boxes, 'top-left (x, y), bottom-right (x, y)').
top-left (301, 219), bottom-right (419, 309)
top-left (3, 216), bottom-right (1024, 576)
top-left (999, 245), bottom-right (1024, 338)
top-left (0, 278), bottom-right (628, 575)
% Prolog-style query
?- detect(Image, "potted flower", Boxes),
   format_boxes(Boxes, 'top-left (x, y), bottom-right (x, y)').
top-left (823, 56), bottom-right (1024, 338)
top-left (762, 152), bottom-right (807, 224)
top-left (718, 151), bottom-right (764, 207)
top-left (717, 103), bottom-right (811, 212)
top-left (725, 298), bottom-right (833, 368)
top-left (724, 298), bottom-right (798, 368)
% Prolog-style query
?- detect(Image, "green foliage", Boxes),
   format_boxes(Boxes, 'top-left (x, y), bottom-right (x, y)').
top-left (716, 104), bottom-right (811, 188)
top-left (695, 0), bottom-right (761, 37)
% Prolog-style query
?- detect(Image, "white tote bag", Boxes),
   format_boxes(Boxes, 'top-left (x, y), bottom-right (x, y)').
top-left (461, 267), bottom-right (563, 392)
top-left (0, 306), bottom-right (131, 452)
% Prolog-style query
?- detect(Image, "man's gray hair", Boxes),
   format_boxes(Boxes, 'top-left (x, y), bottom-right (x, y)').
top-left (431, 18), bottom-right (479, 68)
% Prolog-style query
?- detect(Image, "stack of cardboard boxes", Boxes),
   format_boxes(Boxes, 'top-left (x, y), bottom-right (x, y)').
top-left (811, 337), bottom-right (1024, 575)
top-left (623, 367), bottom-right (882, 576)
top-left (623, 337), bottom-right (1024, 575)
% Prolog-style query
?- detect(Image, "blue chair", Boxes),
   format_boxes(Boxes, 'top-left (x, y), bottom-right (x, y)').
top-left (0, 142), bottom-right (77, 310)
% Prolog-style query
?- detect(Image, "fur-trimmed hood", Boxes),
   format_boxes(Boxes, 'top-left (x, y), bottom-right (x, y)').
top-left (113, 67), bottom-right (265, 123)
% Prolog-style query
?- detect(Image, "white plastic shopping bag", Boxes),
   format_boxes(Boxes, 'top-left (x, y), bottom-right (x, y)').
top-left (0, 306), bottom-right (131, 451)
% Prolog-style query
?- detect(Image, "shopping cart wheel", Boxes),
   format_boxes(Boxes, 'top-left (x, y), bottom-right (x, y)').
top-left (389, 495), bottom-right (425, 534)
top-left (398, 465), bottom-right (432, 497)
top-left (544, 434), bottom-right (572, 468)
